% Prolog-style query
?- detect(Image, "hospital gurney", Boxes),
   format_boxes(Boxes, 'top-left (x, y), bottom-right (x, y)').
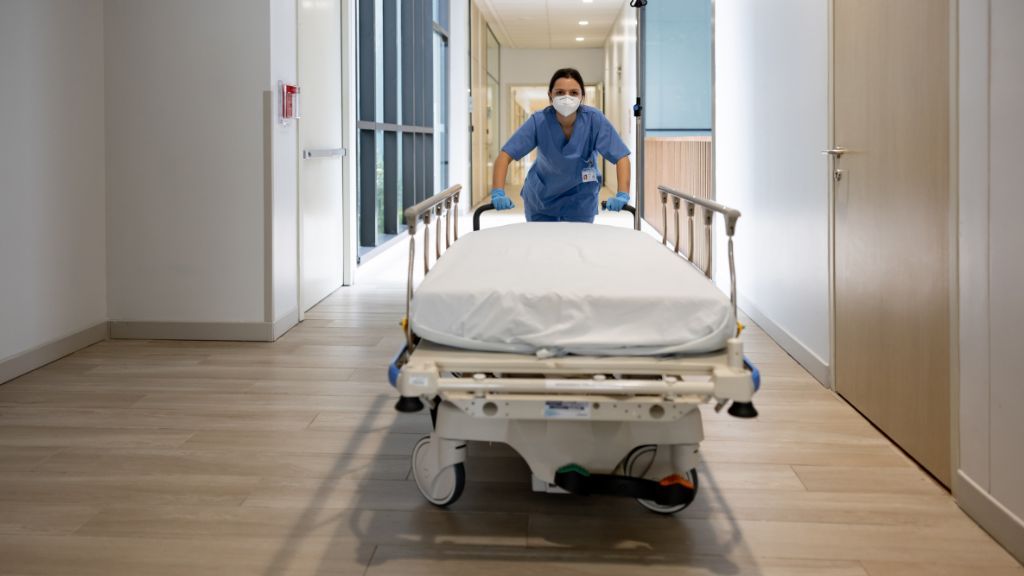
top-left (388, 184), bottom-right (759, 514)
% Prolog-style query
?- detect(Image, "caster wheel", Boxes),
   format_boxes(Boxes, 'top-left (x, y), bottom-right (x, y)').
top-left (412, 435), bottom-right (466, 507)
top-left (623, 445), bottom-right (698, 515)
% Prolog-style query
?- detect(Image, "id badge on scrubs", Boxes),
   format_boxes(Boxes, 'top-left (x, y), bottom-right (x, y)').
top-left (581, 167), bottom-right (598, 183)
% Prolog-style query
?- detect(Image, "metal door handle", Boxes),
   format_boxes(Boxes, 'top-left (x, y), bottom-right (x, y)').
top-left (821, 147), bottom-right (847, 158)
top-left (303, 147), bottom-right (347, 160)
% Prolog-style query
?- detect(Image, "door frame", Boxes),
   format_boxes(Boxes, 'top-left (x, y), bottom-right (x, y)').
top-left (341, 0), bottom-right (357, 287)
top-left (946, 0), bottom-right (960, 492)
top-left (826, 0), bottom-right (962, 485)
top-left (294, 0), bottom-right (358, 317)
top-left (295, 0), bottom-right (358, 322)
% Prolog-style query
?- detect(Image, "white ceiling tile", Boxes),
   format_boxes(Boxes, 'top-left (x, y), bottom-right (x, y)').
top-left (477, 0), bottom-right (626, 49)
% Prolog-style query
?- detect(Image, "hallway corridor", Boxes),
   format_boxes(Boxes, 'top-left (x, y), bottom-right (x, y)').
top-left (0, 241), bottom-right (1019, 576)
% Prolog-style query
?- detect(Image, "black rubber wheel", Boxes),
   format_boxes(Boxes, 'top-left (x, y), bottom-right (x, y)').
top-left (411, 435), bottom-right (466, 507)
top-left (623, 445), bottom-right (699, 515)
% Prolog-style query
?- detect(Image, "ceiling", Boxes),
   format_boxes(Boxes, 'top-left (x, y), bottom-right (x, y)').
top-left (475, 0), bottom-right (630, 49)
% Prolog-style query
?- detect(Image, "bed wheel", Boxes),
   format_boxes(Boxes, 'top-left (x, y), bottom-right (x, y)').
top-left (727, 401), bottom-right (758, 418)
top-left (623, 445), bottom-right (699, 515)
top-left (395, 396), bottom-right (425, 413)
top-left (412, 435), bottom-right (466, 507)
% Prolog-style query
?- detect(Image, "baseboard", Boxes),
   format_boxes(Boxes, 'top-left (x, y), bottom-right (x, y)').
top-left (109, 320), bottom-right (277, 342)
top-left (738, 294), bottom-right (831, 386)
top-left (0, 322), bottom-right (109, 385)
top-left (955, 470), bottom-right (1024, 564)
top-left (272, 309), bottom-right (299, 340)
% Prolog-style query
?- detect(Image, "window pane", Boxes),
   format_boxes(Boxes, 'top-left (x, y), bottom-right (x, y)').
top-left (433, 32), bottom-right (441, 195)
top-left (358, 0), bottom-right (375, 121)
top-left (646, 0), bottom-right (712, 132)
top-left (383, 0), bottom-right (397, 124)
top-left (396, 134), bottom-right (404, 227)
top-left (396, 0), bottom-right (402, 124)
top-left (440, 37), bottom-right (448, 188)
top-left (486, 26), bottom-right (499, 80)
top-left (375, 129), bottom-right (385, 243)
top-left (383, 131), bottom-right (398, 235)
top-left (486, 75), bottom-right (499, 191)
top-left (358, 130), bottom-right (376, 248)
top-left (374, 0), bottom-right (384, 122)
top-left (433, 34), bottom-right (448, 190)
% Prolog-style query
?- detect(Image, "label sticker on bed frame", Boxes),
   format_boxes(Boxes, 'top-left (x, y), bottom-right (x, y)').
top-left (407, 375), bottom-right (429, 387)
top-left (543, 401), bottom-right (592, 419)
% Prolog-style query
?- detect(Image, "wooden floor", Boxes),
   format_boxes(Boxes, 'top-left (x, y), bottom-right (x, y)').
top-left (1, 242), bottom-right (1021, 575)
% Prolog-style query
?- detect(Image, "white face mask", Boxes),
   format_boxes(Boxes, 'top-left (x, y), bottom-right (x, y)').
top-left (552, 95), bottom-right (581, 117)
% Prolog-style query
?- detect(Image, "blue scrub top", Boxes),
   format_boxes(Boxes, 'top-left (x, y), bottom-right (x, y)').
top-left (501, 105), bottom-right (631, 223)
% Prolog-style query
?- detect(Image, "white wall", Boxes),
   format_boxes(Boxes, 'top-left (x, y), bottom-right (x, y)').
top-left (498, 48), bottom-right (605, 144)
top-left (449, 0), bottom-right (472, 213)
top-left (958, 0), bottom-right (1024, 562)
top-left (105, 0), bottom-right (270, 324)
top-left (0, 1), bottom-right (108, 363)
top-left (270, 0), bottom-right (299, 324)
top-left (714, 0), bottom-right (831, 383)
top-left (605, 4), bottom-right (638, 198)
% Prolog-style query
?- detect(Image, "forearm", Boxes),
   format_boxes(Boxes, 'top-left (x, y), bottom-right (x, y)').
top-left (492, 151), bottom-right (513, 190)
top-left (616, 156), bottom-right (631, 195)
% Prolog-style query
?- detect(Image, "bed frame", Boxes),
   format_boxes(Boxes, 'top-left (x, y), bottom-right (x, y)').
top-left (388, 185), bottom-right (759, 513)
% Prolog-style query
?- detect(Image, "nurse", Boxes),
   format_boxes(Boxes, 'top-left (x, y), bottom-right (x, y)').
top-left (490, 68), bottom-right (632, 223)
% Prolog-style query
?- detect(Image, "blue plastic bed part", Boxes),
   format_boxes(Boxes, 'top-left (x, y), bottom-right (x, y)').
top-left (388, 343), bottom-right (408, 388)
top-left (744, 356), bottom-right (761, 392)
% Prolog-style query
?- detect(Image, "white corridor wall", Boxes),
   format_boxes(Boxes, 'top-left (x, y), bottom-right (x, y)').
top-left (0, 0), bottom-right (108, 380)
top-left (449, 0), bottom-right (472, 213)
top-left (605, 2), bottom-right (637, 199)
top-left (714, 0), bottom-right (831, 383)
top-left (105, 0), bottom-right (299, 338)
top-left (271, 0), bottom-right (300, 328)
top-left (957, 0), bottom-right (1024, 563)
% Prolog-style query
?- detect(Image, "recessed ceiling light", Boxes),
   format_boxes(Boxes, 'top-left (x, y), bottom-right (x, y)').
top-left (583, 0), bottom-right (594, 3)
top-left (579, 20), bottom-right (589, 26)
top-left (576, 37), bottom-right (585, 42)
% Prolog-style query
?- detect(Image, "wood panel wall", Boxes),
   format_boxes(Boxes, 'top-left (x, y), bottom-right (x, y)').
top-left (469, 1), bottom-right (488, 206)
top-left (643, 136), bottom-right (714, 271)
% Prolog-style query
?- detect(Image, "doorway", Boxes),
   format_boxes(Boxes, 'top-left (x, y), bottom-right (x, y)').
top-left (298, 0), bottom-right (346, 312)
top-left (831, 0), bottom-right (952, 485)
top-left (506, 84), bottom-right (604, 189)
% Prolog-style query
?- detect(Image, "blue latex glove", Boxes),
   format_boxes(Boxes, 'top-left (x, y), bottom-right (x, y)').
top-left (605, 191), bottom-right (630, 212)
top-left (491, 188), bottom-right (515, 210)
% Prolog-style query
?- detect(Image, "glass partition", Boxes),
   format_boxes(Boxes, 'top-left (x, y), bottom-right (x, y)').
top-left (356, 0), bottom-right (449, 261)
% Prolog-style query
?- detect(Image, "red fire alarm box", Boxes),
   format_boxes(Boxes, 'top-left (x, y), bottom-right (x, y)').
top-left (280, 82), bottom-right (300, 125)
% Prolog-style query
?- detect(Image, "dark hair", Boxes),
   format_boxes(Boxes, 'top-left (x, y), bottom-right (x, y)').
top-left (548, 68), bottom-right (586, 97)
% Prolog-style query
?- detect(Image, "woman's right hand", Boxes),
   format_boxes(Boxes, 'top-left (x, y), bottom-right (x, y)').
top-left (491, 189), bottom-right (515, 210)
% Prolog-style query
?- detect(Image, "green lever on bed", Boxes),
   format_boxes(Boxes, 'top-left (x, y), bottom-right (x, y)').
top-left (557, 464), bottom-right (591, 477)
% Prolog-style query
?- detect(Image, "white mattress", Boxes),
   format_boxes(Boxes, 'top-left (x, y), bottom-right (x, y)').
top-left (410, 222), bottom-right (735, 356)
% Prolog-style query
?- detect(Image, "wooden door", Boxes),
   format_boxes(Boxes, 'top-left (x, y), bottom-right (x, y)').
top-left (833, 0), bottom-right (951, 485)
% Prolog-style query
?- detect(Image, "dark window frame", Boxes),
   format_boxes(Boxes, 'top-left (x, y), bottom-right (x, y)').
top-left (357, 0), bottom-right (448, 256)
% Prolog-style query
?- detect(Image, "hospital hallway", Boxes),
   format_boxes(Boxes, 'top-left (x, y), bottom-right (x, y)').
top-left (0, 232), bottom-right (1019, 576)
